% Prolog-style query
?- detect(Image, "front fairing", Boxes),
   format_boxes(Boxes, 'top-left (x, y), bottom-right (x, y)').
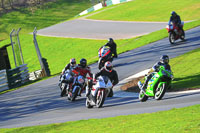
top-left (91, 76), bottom-right (112, 96)
top-left (72, 75), bottom-right (85, 94)
top-left (146, 66), bottom-right (173, 96)
top-left (146, 72), bottom-right (160, 96)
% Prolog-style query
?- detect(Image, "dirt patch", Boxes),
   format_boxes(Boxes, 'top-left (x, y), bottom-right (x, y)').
top-left (120, 76), bottom-right (144, 93)
top-left (121, 76), bottom-right (200, 92)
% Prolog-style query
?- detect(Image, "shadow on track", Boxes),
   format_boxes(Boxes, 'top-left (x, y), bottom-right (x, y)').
top-left (163, 91), bottom-right (200, 100)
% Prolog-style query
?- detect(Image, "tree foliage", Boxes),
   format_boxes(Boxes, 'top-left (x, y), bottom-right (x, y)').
top-left (0, 0), bottom-right (54, 12)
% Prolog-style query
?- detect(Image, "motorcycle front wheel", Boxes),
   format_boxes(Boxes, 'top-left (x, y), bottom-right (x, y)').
top-left (70, 87), bottom-right (79, 101)
top-left (154, 83), bottom-right (166, 100)
top-left (96, 89), bottom-right (106, 108)
top-left (169, 32), bottom-right (175, 44)
top-left (60, 81), bottom-right (67, 97)
top-left (98, 58), bottom-right (104, 70)
top-left (139, 90), bottom-right (148, 102)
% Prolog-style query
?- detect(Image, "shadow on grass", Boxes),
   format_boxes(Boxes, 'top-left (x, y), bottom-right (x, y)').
top-left (172, 74), bottom-right (200, 91)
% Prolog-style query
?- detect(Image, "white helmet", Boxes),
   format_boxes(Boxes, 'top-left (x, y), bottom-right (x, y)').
top-left (104, 61), bottom-right (113, 72)
top-left (70, 58), bottom-right (76, 67)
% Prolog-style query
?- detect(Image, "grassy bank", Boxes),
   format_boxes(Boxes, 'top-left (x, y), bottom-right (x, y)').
top-left (87, 0), bottom-right (200, 21)
top-left (1, 20), bottom-right (200, 76)
top-left (1, 104), bottom-right (199, 132)
top-left (0, 0), bottom-right (91, 40)
top-left (171, 48), bottom-right (200, 90)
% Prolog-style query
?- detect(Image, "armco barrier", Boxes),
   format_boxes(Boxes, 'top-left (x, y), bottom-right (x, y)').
top-left (0, 69), bottom-right (9, 92)
top-left (7, 64), bottom-right (29, 88)
top-left (78, 0), bottom-right (132, 16)
top-left (79, 3), bottom-right (103, 16)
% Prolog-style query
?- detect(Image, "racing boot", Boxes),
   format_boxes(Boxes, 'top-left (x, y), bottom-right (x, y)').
top-left (107, 88), bottom-right (113, 97)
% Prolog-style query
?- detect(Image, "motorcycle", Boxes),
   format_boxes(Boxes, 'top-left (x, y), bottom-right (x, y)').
top-left (137, 66), bottom-right (173, 102)
top-left (166, 22), bottom-right (185, 44)
top-left (59, 69), bottom-right (74, 97)
top-left (86, 76), bottom-right (113, 108)
top-left (98, 46), bottom-right (113, 70)
top-left (67, 70), bottom-right (86, 101)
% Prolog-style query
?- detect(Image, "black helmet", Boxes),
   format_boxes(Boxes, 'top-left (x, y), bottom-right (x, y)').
top-left (104, 61), bottom-right (113, 72)
top-left (171, 11), bottom-right (176, 16)
top-left (108, 38), bottom-right (114, 44)
top-left (80, 58), bottom-right (87, 68)
top-left (160, 55), bottom-right (169, 64)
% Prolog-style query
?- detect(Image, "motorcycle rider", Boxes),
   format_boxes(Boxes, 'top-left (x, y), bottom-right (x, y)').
top-left (168, 11), bottom-right (184, 35)
top-left (59, 58), bottom-right (77, 97)
top-left (104, 38), bottom-right (118, 58)
top-left (141, 55), bottom-right (171, 92)
top-left (71, 58), bottom-right (93, 95)
top-left (74, 58), bottom-right (93, 78)
top-left (86, 61), bottom-right (119, 97)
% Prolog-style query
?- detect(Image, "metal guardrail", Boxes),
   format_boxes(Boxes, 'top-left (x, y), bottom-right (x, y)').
top-left (0, 69), bottom-right (9, 92)
top-left (7, 64), bottom-right (29, 88)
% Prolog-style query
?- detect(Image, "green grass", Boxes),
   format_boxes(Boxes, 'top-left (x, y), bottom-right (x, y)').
top-left (0, 0), bottom-right (91, 40)
top-left (1, 104), bottom-right (199, 132)
top-left (1, 20), bottom-right (200, 76)
top-left (87, 0), bottom-right (200, 21)
top-left (170, 48), bottom-right (200, 90)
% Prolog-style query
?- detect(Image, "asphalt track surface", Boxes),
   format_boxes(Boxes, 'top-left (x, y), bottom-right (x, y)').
top-left (0, 26), bottom-right (200, 128)
top-left (37, 19), bottom-right (166, 39)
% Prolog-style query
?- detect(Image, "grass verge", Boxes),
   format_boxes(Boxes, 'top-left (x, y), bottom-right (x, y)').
top-left (170, 48), bottom-right (200, 90)
top-left (0, 104), bottom-right (200, 132)
top-left (0, 0), bottom-right (91, 40)
top-left (87, 0), bottom-right (200, 21)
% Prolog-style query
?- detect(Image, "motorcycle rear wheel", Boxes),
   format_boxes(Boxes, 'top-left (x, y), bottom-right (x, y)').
top-left (96, 90), bottom-right (105, 108)
top-left (155, 83), bottom-right (166, 100)
top-left (169, 32), bottom-right (175, 44)
top-left (139, 90), bottom-right (148, 102)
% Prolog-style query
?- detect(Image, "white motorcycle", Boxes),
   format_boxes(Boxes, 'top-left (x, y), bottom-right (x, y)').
top-left (86, 76), bottom-right (113, 108)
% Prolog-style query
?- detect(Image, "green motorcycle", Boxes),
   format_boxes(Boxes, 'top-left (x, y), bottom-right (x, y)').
top-left (138, 66), bottom-right (173, 102)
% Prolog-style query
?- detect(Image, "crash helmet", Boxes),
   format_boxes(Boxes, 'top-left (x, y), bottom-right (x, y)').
top-left (80, 58), bottom-right (87, 68)
top-left (70, 58), bottom-right (76, 67)
top-left (108, 38), bottom-right (114, 44)
top-left (104, 61), bottom-right (113, 72)
top-left (160, 55), bottom-right (169, 64)
top-left (171, 11), bottom-right (177, 16)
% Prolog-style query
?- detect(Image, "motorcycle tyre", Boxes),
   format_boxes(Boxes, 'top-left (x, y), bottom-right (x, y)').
top-left (98, 58), bottom-right (104, 70)
top-left (139, 90), bottom-right (148, 102)
top-left (96, 90), bottom-right (106, 108)
top-left (155, 83), bottom-right (166, 100)
top-left (169, 32), bottom-right (175, 44)
top-left (71, 87), bottom-right (79, 101)
top-left (60, 82), bottom-right (67, 97)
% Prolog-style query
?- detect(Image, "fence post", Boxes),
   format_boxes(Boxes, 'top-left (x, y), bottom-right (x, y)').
top-left (16, 28), bottom-right (24, 64)
top-left (33, 27), bottom-right (48, 77)
top-left (10, 29), bottom-right (17, 67)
